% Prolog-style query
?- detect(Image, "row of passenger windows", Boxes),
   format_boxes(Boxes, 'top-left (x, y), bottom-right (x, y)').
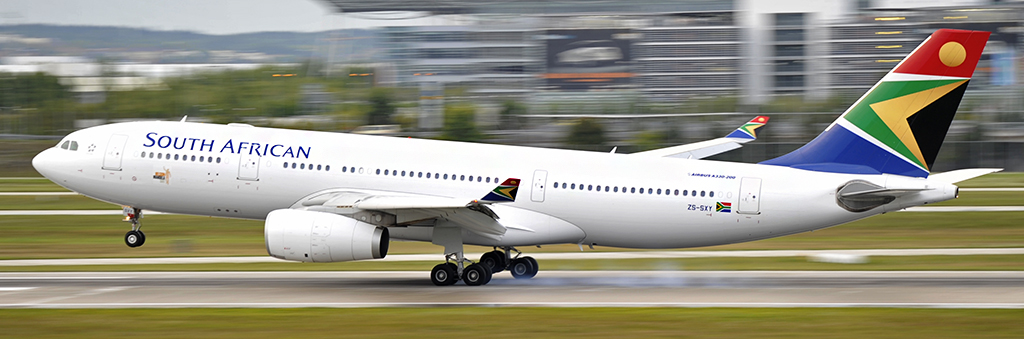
top-left (145, 152), bottom-right (221, 164)
top-left (375, 168), bottom-right (499, 183)
top-left (552, 181), bottom-right (715, 198)
top-left (283, 162), bottom-right (331, 171)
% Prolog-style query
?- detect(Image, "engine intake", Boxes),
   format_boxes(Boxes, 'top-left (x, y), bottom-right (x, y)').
top-left (265, 209), bottom-right (388, 262)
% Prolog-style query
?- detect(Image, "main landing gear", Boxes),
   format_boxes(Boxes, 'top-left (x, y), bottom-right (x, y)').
top-left (429, 246), bottom-right (539, 286)
top-left (122, 206), bottom-right (145, 248)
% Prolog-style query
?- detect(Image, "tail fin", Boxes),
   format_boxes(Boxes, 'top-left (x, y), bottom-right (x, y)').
top-left (480, 178), bottom-right (521, 202)
top-left (725, 116), bottom-right (770, 140)
top-left (761, 29), bottom-right (990, 178)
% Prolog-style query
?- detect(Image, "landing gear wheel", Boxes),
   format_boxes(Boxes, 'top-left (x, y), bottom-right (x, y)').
top-left (480, 251), bottom-right (507, 273)
top-left (462, 263), bottom-right (492, 286)
top-left (124, 230), bottom-right (145, 248)
top-left (431, 263), bottom-right (459, 286)
top-left (524, 256), bottom-right (538, 278)
top-left (510, 257), bottom-right (535, 280)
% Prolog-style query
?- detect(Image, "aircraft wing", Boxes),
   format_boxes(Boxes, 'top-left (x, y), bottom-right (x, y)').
top-left (293, 179), bottom-right (522, 239)
top-left (634, 116), bottom-right (769, 159)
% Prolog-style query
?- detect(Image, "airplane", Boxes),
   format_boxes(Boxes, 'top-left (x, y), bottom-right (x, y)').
top-left (32, 29), bottom-right (999, 286)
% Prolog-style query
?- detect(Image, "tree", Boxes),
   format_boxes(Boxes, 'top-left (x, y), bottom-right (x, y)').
top-left (441, 104), bottom-right (482, 142)
top-left (565, 118), bottom-right (606, 150)
top-left (366, 87), bottom-right (394, 125)
top-left (498, 100), bottom-right (526, 130)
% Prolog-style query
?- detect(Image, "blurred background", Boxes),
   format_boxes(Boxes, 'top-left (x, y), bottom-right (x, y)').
top-left (2, 0), bottom-right (1023, 175)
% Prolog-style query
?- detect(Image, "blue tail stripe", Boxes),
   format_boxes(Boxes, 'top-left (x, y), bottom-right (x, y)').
top-left (725, 130), bottom-right (755, 139)
top-left (759, 124), bottom-right (928, 177)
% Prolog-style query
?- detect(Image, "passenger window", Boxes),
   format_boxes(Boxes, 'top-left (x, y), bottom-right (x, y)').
top-left (657, 189), bottom-right (662, 195)
top-left (418, 172), bottom-right (423, 178)
top-left (631, 187), bottom-right (636, 193)
top-left (217, 157), bottom-right (222, 163)
top-left (325, 165), bottom-right (330, 171)
top-left (149, 152), bottom-right (154, 158)
top-left (648, 188), bottom-right (653, 194)
top-left (700, 191), bottom-right (706, 197)
top-left (343, 166), bottom-right (348, 172)
top-left (401, 170), bottom-right (406, 176)
top-left (444, 174), bottom-right (449, 179)
top-left (190, 155), bottom-right (196, 161)
top-left (691, 190), bottom-right (696, 196)
top-left (70, 141), bottom-right (79, 151)
top-left (158, 153), bottom-right (163, 159)
top-left (300, 163), bottom-right (305, 169)
top-left (200, 156), bottom-right (205, 162)
top-left (588, 185), bottom-right (592, 191)
top-left (710, 191), bottom-right (715, 198)
top-left (614, 186), bottom-right (618, 192)
top-left (477, 176), bottom-right (482, 182)
top-left (60, 140), bottom-right (70, 150)
top-left (318, 165), bottom-right (322, 170)
top-left (384, 169), bottom-right (388, 175)
top-left (571, 183), bottom-right (576, 189)
top-left (283, 162), bottom-right (288, 168)
top-left (553, 182), bottom-right (558, 188)
top-left (292, 163), bottom-right (297, 169)
top-left (683, 190), bottom-right (688, 196)
top-left (460, 175), bottom-right (465, 181)
top-left (487, 177), bottom-right (491, 183)
top-left (674, 189), bottom-right (679, 196)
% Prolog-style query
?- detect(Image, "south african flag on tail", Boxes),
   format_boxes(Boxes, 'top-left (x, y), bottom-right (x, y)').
top-left (716, 202), bottom-right (732, 213)
top-left (481, 178), bottom-right (521, 202)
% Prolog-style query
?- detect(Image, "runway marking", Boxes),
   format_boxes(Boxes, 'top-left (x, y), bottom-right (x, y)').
top-left (21, 286), bottom-right (133, 307)
top-left (2, 248), bottom-right (1023, 266)
top-left (959, 188), bottom-right (1024, 192)
top-left (0, 276), bottom-right (130, 280)
top-left (901, 206), bottom-right (1024, 212)
top-left (0, 192), bottom-right (77, 196)
top-left (0, 302), bottom-right (1021, 309)
top-left (0, 210), bottom-right (170, 216)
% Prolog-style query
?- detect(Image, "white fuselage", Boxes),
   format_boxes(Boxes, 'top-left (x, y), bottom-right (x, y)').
top-left (33, 121), bottom-right (959, 249)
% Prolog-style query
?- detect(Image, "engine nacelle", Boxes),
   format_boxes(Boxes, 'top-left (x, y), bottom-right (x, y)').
top-left (265, 209), bottom-right (388, 263)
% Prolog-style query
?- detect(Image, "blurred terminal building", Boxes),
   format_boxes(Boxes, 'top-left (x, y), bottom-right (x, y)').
top-left (321, 0), bottom-right (1022, 106)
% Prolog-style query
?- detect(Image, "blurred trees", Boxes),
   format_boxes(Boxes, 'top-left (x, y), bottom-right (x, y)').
top-left (366, 87), bottom-right (395, 125)
top-left (498, 100), bottom-right (526, 130)
top-left (441, 104), bottom-right (482, 142)
top-left (565, 118), bottom-right (606, 150)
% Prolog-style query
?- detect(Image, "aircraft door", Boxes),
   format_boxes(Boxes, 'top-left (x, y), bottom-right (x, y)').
top-left (102, 134), bottom-right (129, 171)
top-left (237, 153), bottom-right (260, 181)
top-left (531, 170), bottom-right (548, 202)
top-left (737, 177), bottom-right (762, 215)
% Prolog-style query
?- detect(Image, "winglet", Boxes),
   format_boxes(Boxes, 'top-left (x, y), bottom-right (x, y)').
top-left (480, 178), bottom-right (521, 202)
top-left (725, 116), bottom-right (770, 140)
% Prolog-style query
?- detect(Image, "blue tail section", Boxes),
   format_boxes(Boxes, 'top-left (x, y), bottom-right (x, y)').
top-left (759, 124), bottom-right (929, 177)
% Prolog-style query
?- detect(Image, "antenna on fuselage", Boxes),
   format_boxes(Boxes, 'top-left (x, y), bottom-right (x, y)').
top-left (180, 115), bottom-right (188, 122)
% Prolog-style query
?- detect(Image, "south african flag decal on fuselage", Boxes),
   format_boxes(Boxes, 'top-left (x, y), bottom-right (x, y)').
top-left (716, 202), bottom-right (732, 213)
top-left (481, 178), bottom-right (520, 202)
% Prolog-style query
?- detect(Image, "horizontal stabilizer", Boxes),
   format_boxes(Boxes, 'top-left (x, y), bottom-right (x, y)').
top-left (927, 168), bottom-right (1003, 184)
top-left (634, 116), bottom-right (769, 159)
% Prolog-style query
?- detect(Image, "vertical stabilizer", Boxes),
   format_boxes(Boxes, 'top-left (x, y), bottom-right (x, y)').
top-left (761, 29), bottom-right (990, 177)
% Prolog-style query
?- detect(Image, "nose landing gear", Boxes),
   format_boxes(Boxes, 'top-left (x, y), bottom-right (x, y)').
top-left (122, 206), bottom-right (145, 248)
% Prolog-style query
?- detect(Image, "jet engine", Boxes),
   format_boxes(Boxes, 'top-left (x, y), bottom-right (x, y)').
top-left (265, 209), bottom-right (388, 262)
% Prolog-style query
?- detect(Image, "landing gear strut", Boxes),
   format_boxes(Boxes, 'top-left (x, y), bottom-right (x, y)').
top-left (122, 206), bottom-right (145, 248)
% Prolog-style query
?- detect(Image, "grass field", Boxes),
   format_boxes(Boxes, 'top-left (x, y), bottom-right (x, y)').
top-left (0, 308), bottom-right (1021, 338)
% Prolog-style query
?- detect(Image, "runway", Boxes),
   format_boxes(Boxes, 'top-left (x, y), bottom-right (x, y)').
top-left (1, 271), bottom-right (1023, 309)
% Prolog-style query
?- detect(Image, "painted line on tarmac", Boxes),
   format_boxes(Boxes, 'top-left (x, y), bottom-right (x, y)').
top-left (902, 206), bottom-right (1024, 212)
top-left (0, 210), bottom-right (169, 215)
top-left (959, 188), bottom-right (1024, 192)
top-left (3, 248), bottom-right (1023, 266)
top-left (0, 192), bottom-right (77, 196)
top-left (1, 302), bottom-right (1021, 309)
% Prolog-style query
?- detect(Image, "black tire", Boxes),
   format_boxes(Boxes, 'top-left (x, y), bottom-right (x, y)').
top-left (480, 251), bottom-right (506, 273)
top-left (523, 256), bottom-right (538, 278)
top-left (462, 263), bottom-right (491, 286)
top-left (136, 230), bottom-right (146, 247)
top-left (431, 263), bottom-right (458, 286)
top-left (510, 257), bottom-right (535, 280)
top-left (124, 231), bottom-right (142, 248)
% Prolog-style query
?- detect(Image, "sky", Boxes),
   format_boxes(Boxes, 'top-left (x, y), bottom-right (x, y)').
top-left (0, 0), bottom-right (453, 35)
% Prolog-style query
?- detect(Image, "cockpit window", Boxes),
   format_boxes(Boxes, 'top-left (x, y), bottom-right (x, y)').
top-left (60, 141), bottom-right (70, 150)
top-left (69, 141), bottom-right (79, 151)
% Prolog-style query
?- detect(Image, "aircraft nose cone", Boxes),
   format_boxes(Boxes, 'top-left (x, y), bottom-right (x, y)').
top-left (32, 148), bottom-right (57, 179)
